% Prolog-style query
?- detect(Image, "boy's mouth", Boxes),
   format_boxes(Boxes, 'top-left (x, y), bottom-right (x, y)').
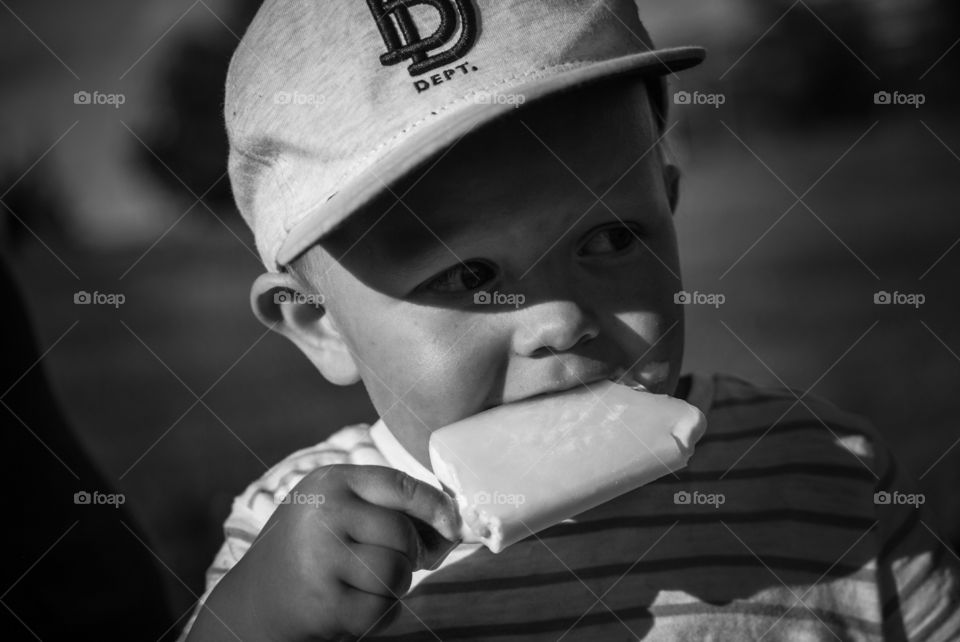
top-left (614, 361), bottom-right (670, 392)
top-left (611, 367), bottom-right (647, 391)
top-left (485, 362), bottom-right (668, 410)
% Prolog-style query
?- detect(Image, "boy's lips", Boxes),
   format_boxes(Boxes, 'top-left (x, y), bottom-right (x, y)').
top-left (522, 374), bottom-right (624, 403)
top-left (481, 375), bottom-right (606, 410)
top-left (485, 362), bottom-right (667, 409)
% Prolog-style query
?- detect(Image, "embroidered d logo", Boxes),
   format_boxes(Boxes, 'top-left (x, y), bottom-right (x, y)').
top-left (367, 0), bottom-right (478, 77)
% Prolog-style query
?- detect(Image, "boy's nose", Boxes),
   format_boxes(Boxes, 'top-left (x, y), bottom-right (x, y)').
top-left (511, 300), bottom-right (600, 356)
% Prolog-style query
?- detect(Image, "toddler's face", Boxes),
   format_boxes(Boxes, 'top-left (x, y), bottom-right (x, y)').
top-left (292, 80), bottom-right (684, 467)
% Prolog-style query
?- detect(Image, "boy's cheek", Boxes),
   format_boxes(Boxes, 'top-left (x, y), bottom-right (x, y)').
top-left (357, 337), bottom-right (498, 428)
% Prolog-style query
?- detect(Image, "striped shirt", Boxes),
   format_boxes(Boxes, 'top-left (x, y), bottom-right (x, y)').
top-left (180, 372), bottom-right (960, 640)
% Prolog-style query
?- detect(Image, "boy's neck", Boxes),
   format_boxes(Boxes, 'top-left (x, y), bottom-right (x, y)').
top-left (369, 420), bottom-right (442, 489)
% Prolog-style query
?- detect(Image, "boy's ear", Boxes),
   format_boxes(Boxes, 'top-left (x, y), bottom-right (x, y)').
top-left (249, 272), bottom-right (361, 386)
top-left (664, 162), bottom-right (681, 213)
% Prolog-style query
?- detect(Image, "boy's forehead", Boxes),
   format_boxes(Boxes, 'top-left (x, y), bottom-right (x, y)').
top-left (324, 79), bottom-right (664, 263)
top-left (427, 78), bottom-right (661, 184)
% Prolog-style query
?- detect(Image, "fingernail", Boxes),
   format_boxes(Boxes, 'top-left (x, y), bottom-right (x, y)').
top-left (440, 494), bottom-right (463, 541)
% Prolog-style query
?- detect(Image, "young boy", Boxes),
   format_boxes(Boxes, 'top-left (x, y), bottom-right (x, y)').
top-left (183, 0), bottom-right (960, 639)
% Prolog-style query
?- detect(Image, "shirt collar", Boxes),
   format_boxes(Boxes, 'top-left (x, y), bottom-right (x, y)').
top-left (369, 419), bottom-right (443, 491)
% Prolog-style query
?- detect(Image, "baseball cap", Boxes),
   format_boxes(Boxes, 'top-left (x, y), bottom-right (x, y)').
top-left (225, 0), bottom-right (705, 272)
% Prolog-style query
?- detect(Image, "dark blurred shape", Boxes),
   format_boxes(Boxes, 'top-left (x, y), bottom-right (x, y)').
top-left (137, 0), bottom-right (265, 216)
top-left (733, 0), bottom-right (878, 125)
top-left (0, 162), bottom-right (67, 252)
top-left (877, 0), bottom-right (960, 80)
top-left (0, 257), bottom-right (174, 640)
top-left (725, 0), bottom-right (960, 127)
top-left (924, 0), bottom-right (960, 90)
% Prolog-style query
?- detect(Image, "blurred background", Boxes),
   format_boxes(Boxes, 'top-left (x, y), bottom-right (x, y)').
top-left (1, 0), bottom-right (958, 635)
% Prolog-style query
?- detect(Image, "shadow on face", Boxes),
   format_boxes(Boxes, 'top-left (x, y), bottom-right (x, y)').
top-left (310, 75), bottom-right (677, 306)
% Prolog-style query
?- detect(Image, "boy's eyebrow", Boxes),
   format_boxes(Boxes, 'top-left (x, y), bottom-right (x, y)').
top-left (369, 222), bottom-right (470, 275)
top-left (392, 244), bottom-right (464, 276)
top-left (385, 205), bottom-right (647, 277)
top-left (366, 157), bottom-right (663, 275)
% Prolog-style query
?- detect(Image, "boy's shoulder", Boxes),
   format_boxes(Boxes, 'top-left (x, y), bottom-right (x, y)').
top-left (705, 371), bottom-right (883, 441)
top-left (226, 422), bottom-right (383, 533)
top-left (708, 371), bottom-right (869, 421)
top-left (696, 371), bottom-right (891, 482)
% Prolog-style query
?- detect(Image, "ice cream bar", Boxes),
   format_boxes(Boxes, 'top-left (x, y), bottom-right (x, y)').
top-left (428, 379), bottom-right (706, 553)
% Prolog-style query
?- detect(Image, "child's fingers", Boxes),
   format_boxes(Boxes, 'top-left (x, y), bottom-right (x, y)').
top-left (340, 542), bottom-right (413, 598)
top-left (411, 516), bottom-right (463, 570)
top-left (347, 503), bottom-right (423, 568)
top-left (348, 466), bottom-right (462, 543)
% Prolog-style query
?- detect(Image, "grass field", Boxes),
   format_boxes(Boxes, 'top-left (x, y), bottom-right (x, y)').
top-left (7, 112), bottom-right (960, 618)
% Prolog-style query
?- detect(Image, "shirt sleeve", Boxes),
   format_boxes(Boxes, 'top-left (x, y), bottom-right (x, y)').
top-left (176, 431), bottom-right (369, 641)
top-left (873, 440), bottom-right (960, 641)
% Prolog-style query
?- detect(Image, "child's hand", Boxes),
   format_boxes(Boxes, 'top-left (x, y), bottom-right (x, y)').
top-left (186, 464), bottom-right (462, 641)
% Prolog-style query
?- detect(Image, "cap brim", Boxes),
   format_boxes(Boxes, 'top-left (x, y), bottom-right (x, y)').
top-left (276, 46), bottom-right (705, 268)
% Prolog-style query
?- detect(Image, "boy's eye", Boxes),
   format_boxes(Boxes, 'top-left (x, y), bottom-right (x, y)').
top-left (422, 261), bottom-right (496, 293)
top-left (578, 224), bottom-right (639, 256)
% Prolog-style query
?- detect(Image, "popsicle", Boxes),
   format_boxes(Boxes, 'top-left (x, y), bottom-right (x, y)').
top-left (428, 379), bottom-right (706, 553)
